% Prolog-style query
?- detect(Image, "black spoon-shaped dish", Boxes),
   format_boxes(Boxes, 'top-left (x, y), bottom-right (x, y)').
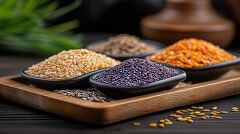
top-left (176, 50), bottom-right (240, 82)
top-left (87, 39), bottom-right (165, 61)
top-left (89, 67), bottom-right (186, 99)
top-left (21, 69), bottom-right (105, 90)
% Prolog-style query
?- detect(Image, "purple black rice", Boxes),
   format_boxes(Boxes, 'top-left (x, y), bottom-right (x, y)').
top-left (93, 58), bottom-right (180, 87)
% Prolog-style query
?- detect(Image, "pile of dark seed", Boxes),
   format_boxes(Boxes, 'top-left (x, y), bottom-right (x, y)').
top-left (53, 88), bottom-right (112, 103)
top-left (89, 34), bottom-right (157, 57)
top-left (93, 58), bottom-right (180, 87)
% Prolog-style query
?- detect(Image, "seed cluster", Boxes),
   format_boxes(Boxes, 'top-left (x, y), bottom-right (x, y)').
top-left (53, 88), bottom-right (112, 103)
top-left (174, 82), bottom-right (191, 88)
top-left (231, 107), bottom-right (238, 112)
top-left (26, 49), bottom-right (119, 80)
top-left (148, 38), bottom-right (236, 68)
top-left (94, 58), bottom-right (180, 87)
top-left (133, 106), bottom-right (239, 128)
top-left (54, 82), bottom-right (187, 103)
top-left (89, 34), bottom-right (156, 57)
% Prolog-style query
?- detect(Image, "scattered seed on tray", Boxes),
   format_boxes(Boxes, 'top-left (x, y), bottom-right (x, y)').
top-left (202, 109), bottom-right (210, 112)
top-left (89, 34), bottom-right (157, 57)
top-left (149, 123), bottom-right (158, 127)
top-left (174, 82), bottom-right (191, 88)
top-left (133, 122), bottom-right (141, 126)
top-left (53, 88), bottom-right (112, 103)
top-left (26, 49), bottom-right (119, 80)
top-left (147, 38), bottom-right (236, 68)
top-left (220, 111), bottom-right (228, 114)
top-left (132, 105), bottom-right (238, 128)
top-left (93, 58), bottom-right (180, 87)
top-left (231, 107), bottom-right (239, 112)
top-left (159, 123), bottom-right (165, 128)
top-left (212, 106), bottom-right (218, 110)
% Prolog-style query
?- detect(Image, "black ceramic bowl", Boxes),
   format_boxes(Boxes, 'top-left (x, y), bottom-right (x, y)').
top-left (176, 51), bottom-right (240, 82)
top-left (89, 67), bottom-right (186, 98)
top-left (87, 39), bottom-right (165, 61)
top-left (21, 69), bottom-right (106, 90)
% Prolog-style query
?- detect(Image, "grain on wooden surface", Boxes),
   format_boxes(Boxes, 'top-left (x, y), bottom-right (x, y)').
top-left (1, 56), bottom-right (240, 134)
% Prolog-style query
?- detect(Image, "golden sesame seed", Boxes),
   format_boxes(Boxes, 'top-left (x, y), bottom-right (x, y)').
top-left (159, 123), bottom-right (165, 128)
top-left (193, 111), bottom-right (201, 115)
top-left (169, 114), bottom-right (181, 118)
top-left (189, 112), bottom-right (194, 115)
top-left (205, 115), bottom-right (210, 118)
top-left (159, 119), bottom-right (165, 123)
top-left (189, 115), bottom-right (196, 118)
top-left (210, 112), bottom-right (217, 116)
top-left (232, 107), bottom-right (238, 110)
top-left (133, 122), bottom-right (141, 126)
top-left (186, 116), bottom-right (192, 119)
top-left (231, 109), bottom-right (239, 112)
top-left (181, 110), bottom-right (188, 113)
top-left (212, 107), bottom-right (218, 110)
top-left (187, 119), bottom-right (194, 123)
top-left (149, 123), bottom-right (158, 127)
top-left (177, 117), bottom-right (188, 122)
top-left (202, 109), bottom-right (210, 112)
top-left (212, 111), bottom-right (220, 114)
top-left (176, 110), bottom-right (184, 115)
top-left (196, 113), bottom-right (206, 116)
top-left (164, 121), bottom-right (173, 125)
top-left (168, 114), bottom-right (178, 117)
top-left (177, 115), bottom-right (182, 118)
top-left (176, 117), bottom-right (182, 121)
top-left (201, 116), bottom-right (207, 120)
top-left (197, 107), bottom-right (204, 110)
top-left (191, 106), bottom-right (198, 109)
top-left (214, 116), bottom-right (222, 119)
top-left (187, 109), bottom-right (194, 112)
top-left (165, 119), bottom-right (170, 122)
top-left (220, 111), bottom-right (228, 114)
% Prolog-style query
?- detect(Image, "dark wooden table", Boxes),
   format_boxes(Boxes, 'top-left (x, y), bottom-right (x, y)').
top-left (1, 56), bottom-right (240, 134)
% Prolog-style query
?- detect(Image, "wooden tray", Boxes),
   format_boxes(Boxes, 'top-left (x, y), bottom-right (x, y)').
top-left (1, 70), bottom-right (240, 125)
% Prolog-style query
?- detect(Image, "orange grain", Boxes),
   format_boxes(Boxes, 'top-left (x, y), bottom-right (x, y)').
top-left (147, 38), bottom-right (236, 68)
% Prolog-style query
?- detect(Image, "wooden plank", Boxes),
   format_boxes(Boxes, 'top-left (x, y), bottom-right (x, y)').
top-left (0, 71), bottom-right (240, 124)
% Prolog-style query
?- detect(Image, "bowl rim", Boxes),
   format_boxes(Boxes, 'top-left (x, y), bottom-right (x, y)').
top-left (21, 69), bottom-right (107, 84)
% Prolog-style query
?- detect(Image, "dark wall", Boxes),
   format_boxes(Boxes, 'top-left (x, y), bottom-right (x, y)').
top-left (76, 0), bottom-right (165, 34)
top-left (59, 0), bottom-right (233, 35)
top-left (58, 0), bottom-right (164, 34)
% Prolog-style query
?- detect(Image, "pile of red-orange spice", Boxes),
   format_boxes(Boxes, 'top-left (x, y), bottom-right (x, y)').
top-left (148, 38), bottom-right (236, 68)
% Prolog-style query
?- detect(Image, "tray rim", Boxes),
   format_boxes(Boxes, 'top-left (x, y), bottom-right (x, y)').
top-left (1, 73), bottom-right (240, 124)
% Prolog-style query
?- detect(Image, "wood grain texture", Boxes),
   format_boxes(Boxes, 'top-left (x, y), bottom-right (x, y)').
top-left (1, 71), bottom-right (240, 124)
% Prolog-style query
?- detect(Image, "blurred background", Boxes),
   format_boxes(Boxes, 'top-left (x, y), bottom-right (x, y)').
top-left (0, 0), bottom-right (240, 56)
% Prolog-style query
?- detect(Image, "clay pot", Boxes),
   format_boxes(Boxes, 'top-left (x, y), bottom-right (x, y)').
top-left (141, 0), bottom-right (235, 47)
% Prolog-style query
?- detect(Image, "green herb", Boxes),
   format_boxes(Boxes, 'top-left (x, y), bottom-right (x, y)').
top-left (0, 0), bottom-right (82, 55)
